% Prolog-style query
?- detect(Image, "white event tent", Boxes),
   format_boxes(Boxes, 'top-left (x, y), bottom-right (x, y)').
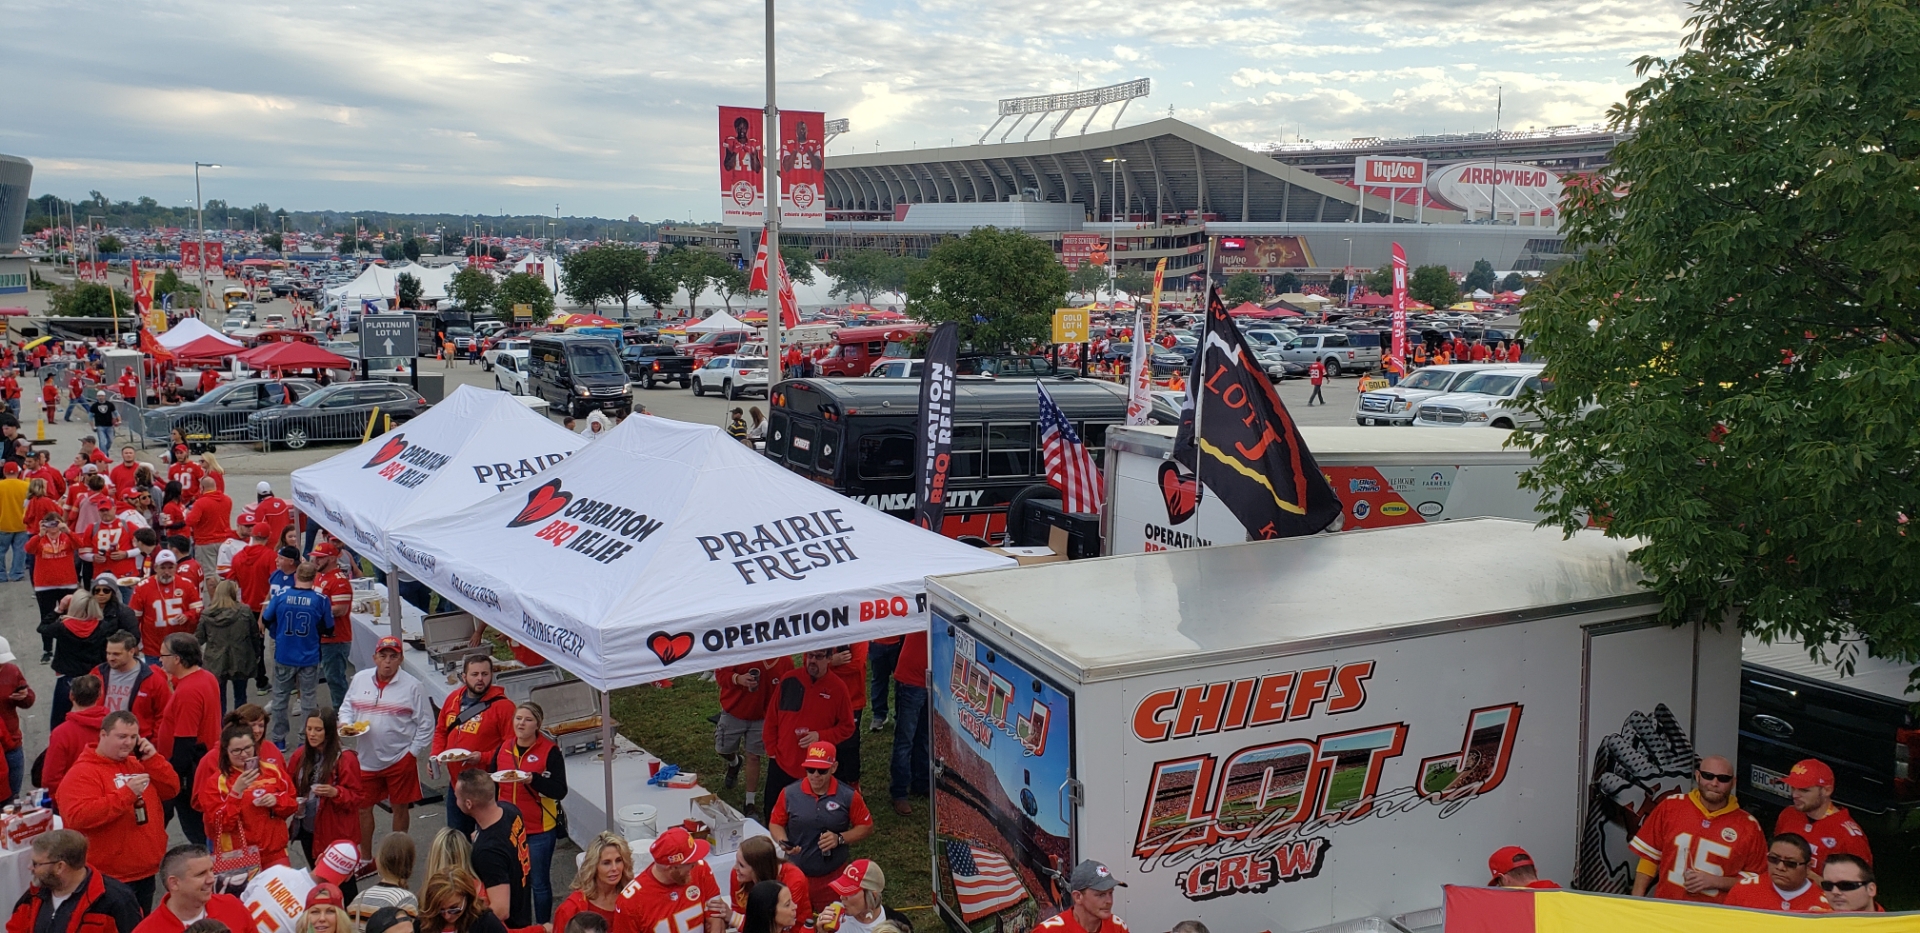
top-left (386, 413), bottom-right (1011, 690)
top-left (290, 386), bottom-right (583, 579)
top-left (685, 310), bottom-right (754, 333)
top-left (157, 317), bottom-right (241, 350)
top-left (325, 262), bottom-right (463, 303)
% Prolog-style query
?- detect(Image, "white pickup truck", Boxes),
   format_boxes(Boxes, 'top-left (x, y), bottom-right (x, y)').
top-left (1355, 363), bottom-right (1530, 426)
top-left (1414, 364), bottom-right (1548, 429)
top-left (1271, 332), bottom-right (1381, 376)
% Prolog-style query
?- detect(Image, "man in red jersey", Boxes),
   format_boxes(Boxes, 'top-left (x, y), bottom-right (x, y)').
top-left (181, 477), bottom-right (230, 575)
top-left (131, 844), bottom-right (255, 933)
top-left (226, 523), bottom-right (276, 612)
top-left (1037, 861), bottom-right (1129, 933)
top-left (80, 505), bottom-right (143, 598)
top-left (129, 551), bottom-right (201, 665)
top-left (310, 541), bottom-right (355, 708)
top-left (237, 481), bottom-right (291, 551)
top-left (1723, 834), bottom-right (1832, 912)
top-left (1773, 758), bottom-right (1872, 875)
top-left (1629, 754), bottom-right (1766, 902)
top-left (618, 828), bottom-right (727, 933)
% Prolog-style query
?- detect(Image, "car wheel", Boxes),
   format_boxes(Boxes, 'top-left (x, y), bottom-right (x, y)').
top-left (1491, 418), bottom-right (1515, 429)
top-left (691, 378), bottom-right (704, 397)
top-left (177, 418), bottom-right (212, 442)
top-left (283, 426), bottom-right (309, 450)
top-left (680, 377), bottom-right (691, 389)
top-left (1324, 358), bottom-right (1342, 378)
top-left (644, 373), bottom-right (656, 390)
top-left (494, 376), bottom-right (504, 392)
top-left (723, 380), bottom-right (736, 400)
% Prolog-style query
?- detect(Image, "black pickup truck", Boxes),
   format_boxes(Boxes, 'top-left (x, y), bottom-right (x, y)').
top-left (624, 342), bottom-right (695, 389)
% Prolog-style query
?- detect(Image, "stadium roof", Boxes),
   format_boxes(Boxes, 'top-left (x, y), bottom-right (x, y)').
top-left (825, 118), bottom-right (1465, 226)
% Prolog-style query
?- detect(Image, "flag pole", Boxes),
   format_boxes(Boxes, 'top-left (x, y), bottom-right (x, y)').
top-left (763, 0), bottom-right (782, 383)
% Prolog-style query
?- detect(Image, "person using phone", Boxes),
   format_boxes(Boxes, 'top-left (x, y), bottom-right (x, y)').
top-left (714, 657), bottom-right (784, 819)
top-left (196, 721), bottom-right (298, 872)
top-left (53, 709), bottom-right (181, 909)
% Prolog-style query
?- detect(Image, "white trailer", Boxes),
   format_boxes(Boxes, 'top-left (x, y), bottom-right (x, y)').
top-left (924, 519), bottom-right (1739, 933)
top-left (1104, 425), bottom-right (1547, 554)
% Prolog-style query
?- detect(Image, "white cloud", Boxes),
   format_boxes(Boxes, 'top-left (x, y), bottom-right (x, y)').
top-left (0, 0), bottom-right (1684, 219)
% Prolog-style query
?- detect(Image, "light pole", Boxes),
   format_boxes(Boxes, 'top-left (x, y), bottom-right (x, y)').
top-left (194, 162), bottom-right (220, 312)
top-left (1103, 157), bottom-right (1126, 304)
top-left (1342, 237), bottom-right (1354, 309)
top-left (764, 0), bottom-right (783, 382)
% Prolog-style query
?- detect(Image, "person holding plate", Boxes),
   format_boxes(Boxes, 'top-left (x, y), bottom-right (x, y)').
top-left (486, 702), bottom-right (567, 923)
top-left (288, 706), bottom-right (366, 869)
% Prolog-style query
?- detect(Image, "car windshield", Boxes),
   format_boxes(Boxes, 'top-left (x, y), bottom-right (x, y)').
top-left (569, 344), bottom-right (625, 375)
top-left (1451, 372), bottom-right (1525, 396)
top-left (291, 389), bottom-right (333, 408)
top-left (1398, 370), bottom-right (1456, 391)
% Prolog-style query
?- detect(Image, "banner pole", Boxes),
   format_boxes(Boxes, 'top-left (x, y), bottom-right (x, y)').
top-left (601, 689), bottom-right (616, 833)
top-left (764, 0), bottom-right (782, 383)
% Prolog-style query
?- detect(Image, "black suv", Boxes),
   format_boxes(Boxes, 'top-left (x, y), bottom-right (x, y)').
top-left (160, 378), bottom-right (321, 444)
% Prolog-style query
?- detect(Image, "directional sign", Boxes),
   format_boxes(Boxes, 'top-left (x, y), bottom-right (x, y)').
top-left (1052, 308), bottom-right (1090, 344)
top-left (361, 315), bottom-right (418, 359)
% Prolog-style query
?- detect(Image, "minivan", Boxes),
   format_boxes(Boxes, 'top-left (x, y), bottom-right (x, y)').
top-left (528, 333), bottom-right (632, 418)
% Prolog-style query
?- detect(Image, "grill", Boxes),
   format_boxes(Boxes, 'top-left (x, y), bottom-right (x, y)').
top-left (1359, 395), bottom-right (1394, 413)
top-left (1418, 406), bottom-right (1468, 424)
top-left (588, 385), bottom-right (627, 398)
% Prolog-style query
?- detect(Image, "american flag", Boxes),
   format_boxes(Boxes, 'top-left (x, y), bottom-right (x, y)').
top-left (945, 840), bottom-right (1028, 921)
top-left (1037, 382), bottom-right (1104, 514)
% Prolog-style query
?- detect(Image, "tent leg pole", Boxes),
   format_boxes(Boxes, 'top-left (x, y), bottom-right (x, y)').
top-left (386, 569), bottom-right (404, 641)
top-left (602, 689), bottom-right (616, 834)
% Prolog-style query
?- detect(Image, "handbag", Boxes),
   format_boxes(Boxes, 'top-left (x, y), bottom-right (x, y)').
top-left (211, 780), bottom-right (264, 886)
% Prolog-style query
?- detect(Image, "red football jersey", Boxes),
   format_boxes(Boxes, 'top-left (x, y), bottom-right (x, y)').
top-left (130, 577), bottom-right (203, 657)
top-left (1722, 875), bottom-right (1831, 913)
top-left (1629, 791), bottom-right (1766, 903)
top-left (1773, 806), bottom-right (1872, 872)
top-left (314, 569), bottom-right (354, 645)
top-left (619, 864), bottom-right (720, 933)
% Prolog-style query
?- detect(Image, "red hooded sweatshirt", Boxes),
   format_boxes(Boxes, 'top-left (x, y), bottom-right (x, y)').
top-left (195, 757), bottom-right (298, 869)
top-left (43, 703), bottom-right (107, 791)
top-left (54, 745), bottom-right (180, 883)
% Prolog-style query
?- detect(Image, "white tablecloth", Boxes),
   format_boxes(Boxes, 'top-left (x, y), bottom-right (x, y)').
top-left (0, 817), bottom-right (62, 911)
top-left (347, 591), bottom-right (769, 855)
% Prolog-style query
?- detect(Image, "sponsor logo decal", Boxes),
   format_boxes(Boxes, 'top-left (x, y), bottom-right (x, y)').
top-left (648, 631), bottom-right (696, 666)
top-left (364, 435), bottom-right (408, 468)
top-left (507, 479), bottom-right (662, 564)
top-left (1348, 478), bottom-right (1379, 493)
top-left (1351, 500), bottom-right (1370, 520)
top-left (450, 573), bottom-right (501, 610)
top-left (362, 432), bottom-right (452, 488)
top-left (1379, 502), bottom-right (1410, 517)
top-left (1416, 501), bottom-right (1444, 517)
top-left (472, 453), bottom-right (573, 491)
top-left (393, 538), bottom-right (436, 573)
top-left (1160, 461), bottom-right (1199, 525)
top-left (696, 510), bottom-right (861, 584)
top-left (509, 479), bottom-right (572, 527)
top-left (519, 611), bottom-right (585, 657)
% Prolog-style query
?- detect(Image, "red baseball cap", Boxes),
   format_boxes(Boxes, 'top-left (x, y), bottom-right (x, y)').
top-left (0, 463), bottom-right (16, 477)
top-left (829, 859), bottom-right (884, 897)
top-left (649, 827), bottom-right (709, 866)
top-left (803, 742), bottom-right (837, 770)
top-left (251, 522), bottom-right (272, 538)
top-left (376, 636), bottom-right (404, 655)
top-left (306, 883), bottom-right (345, 908)
top-left (1488, 846), bottom-right (1535, 884)
top-left (1783, 758), bottom-right (1833, 789)
top-left (312, 541), bottom-right (340, 558)
top-left (312, 841), bottom-right (360, 886)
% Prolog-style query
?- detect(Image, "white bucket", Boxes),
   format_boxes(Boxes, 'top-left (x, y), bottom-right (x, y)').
top-left (617, 803), bottom-right (658, 841)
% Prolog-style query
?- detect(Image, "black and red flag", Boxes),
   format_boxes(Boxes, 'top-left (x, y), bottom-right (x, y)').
top-left (1172, 287), bottom-right (1340, 539)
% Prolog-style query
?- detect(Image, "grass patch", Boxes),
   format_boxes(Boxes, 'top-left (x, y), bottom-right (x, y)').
top-left (610, 678), bottom-right (939, 922)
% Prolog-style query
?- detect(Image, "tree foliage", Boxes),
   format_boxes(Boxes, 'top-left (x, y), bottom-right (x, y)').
top-left (402, 238), bottom-right (423, 262)
top-left (95, 235), bottom-right (123, 255)
top-left (905, 227), bottom-right (1068, 351)
top-left (563, 244), bottom-right (660, 315)
top-left (827, 250), bottom-right (910, 304)
top-left (779, 246), bottom-right (817, 286)
top-left (262, 233), bottom-right (283, 254)
top-left (1519, 0), bottom-right (1920, 676)
top-left (1408, 265), bottom-right (1458, 308)
top-left (1069, 263), bottom-right (1109, 297)
top-left (49, 282), bottom-right (132, 317)
top-left (1461, 259), bottom-right (1498, 294)
top-left (395, 272), bottom-right (424, 310)
top-left (713, 264), bottom-right (751, 312)
top-left (1223, 272), bottom-right (1265, 305)
top-left (449, 266), bottom-right (497, 314)
top-left (1115, 267), bottom-right (1156, 298)
top-left (492, 272), bottom-right (555, 324)
top-left (1274, 271), bottom-right (1303, 294)
top-left (338, 234), bottom-right (359, 256)
top-left (1363, 263), bottom-right (1394, 295)
top-left (1499, 271), bottom-right (1525, 292)
top-left (380, 242), bottom-right (405, 262)
top-left (661, 248), bottom-right (732, 313)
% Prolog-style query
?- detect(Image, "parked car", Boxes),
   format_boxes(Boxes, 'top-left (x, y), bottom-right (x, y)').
top-left (1413, 365), bottom-right (1548, 429)
top-left (677, 329), bottom-right (752, 364)
top-left (1353, 363), bottom-right (1519, 426)
top-left (1271, 332), bottom-right (1381, 376)
top-left (246, 381), bottom-right (430, 450)
top-left (159, 378), bottom-right (321, 444)
top-left (483, 339), bottom-right (530, 372)
top-left (624, 343), bottom-right (696, 389)
top-left (221, 314), bottom-right (250, 333)
top-left (690, 355), bottom-right (768, 400)
top-left (447, 326), bottom-right (478, 355)
top-left (493, 349), bottom-right (532, 395)
top-left (867, 359), bottom-right (924, 378)
top-left (263, 313), bottom-right (287, 328)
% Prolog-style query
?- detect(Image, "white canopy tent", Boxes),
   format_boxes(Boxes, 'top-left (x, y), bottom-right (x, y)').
top-left (325, 262), bottom-right (463, 303)
top-left (290, 385), bottom-right (583, 576)
top-left (685, 310), bottom-right (754, 333)
top-left (157, 317), bottom-right (241, 350)
top-left (387, 414), bottom-right (1011, 689)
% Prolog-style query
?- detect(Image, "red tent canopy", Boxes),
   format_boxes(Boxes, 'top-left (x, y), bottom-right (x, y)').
top-left (1227, 301), bottom-right (1265, 316)
top-left (237, 341), bottom-right (352, 370)
top-left (559, 312), bottom-right (619, 328)
top-left (173, 335), bottom-right (243, 361)
top-left (863, 310), bottom-right (905, 321)
top-left (1349, 294), bottom-right (1396, 308)
top-left (1493, 291), bottom-right (1524, 302)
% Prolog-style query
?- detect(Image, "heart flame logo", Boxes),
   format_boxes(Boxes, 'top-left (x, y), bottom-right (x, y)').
top-left (1159, 460), bottom-right (1198, 525)
top-left (363, 434), bottom-right (409, 469)
top-left (648, 631), bottom-right (695, 666)
top-left (508, 479), bottom-right (572, 528)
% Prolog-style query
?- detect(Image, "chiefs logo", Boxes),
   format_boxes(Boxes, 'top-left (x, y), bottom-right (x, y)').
top-left (790, 184), bottom-right (816, 209)
top-left (731, 180), bottom-right (757, 207)
top-left (1720, 827), bottom-right (1739, 843)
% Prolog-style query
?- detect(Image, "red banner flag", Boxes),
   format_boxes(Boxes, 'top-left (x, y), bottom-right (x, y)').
top-left (1390, 242), bottom-right (1408, 375)
top-left (719, 105), bottom-right (767, 225)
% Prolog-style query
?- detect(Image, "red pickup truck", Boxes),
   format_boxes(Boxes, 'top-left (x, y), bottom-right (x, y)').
top-left (677, 330), bottom-right (753, 364)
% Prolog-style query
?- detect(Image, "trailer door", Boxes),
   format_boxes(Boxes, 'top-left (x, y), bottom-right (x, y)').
top-left (929, 614), bottom-right (1076, 933)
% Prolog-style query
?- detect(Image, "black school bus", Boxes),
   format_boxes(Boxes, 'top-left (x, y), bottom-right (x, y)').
top-left (767, 377), bottom-right (1131, 543)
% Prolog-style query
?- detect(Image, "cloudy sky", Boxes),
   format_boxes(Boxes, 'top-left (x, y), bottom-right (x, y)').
top-left (2, 0), bottom-right (1686, 222)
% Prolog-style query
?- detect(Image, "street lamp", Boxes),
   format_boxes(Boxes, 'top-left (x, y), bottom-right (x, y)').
top-left (194, 161), bottom-right (220, 313)
top-left (1103, 157), bottom-right (1127, 304)
top-left (1343, 237), bottom-right (1354, 306)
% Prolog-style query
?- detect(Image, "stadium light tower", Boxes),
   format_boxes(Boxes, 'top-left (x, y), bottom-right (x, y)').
top-left (194, 161), bottom-right (219, 312)
top-left (1105, 157), bottom-right (1126, 303)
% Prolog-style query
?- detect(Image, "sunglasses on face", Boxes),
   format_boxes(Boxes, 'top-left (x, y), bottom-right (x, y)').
top-left (1820, 880), bottom-right (1866, 892)
top-left (1765, 854), bottom-right (1805, 868)
top-left (1696, 770), bottom-right (1734, 784)
top-left (805, 768), bottom-right (832, 776)
top-left (440, 905), bottom-right (465, 917)
top-left (92, 587), bottom-right (113, 595)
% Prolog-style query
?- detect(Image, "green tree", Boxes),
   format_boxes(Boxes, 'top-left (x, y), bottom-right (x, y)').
top-left (1499, 271), bottom-right (1525, 292)
top-left (152, 269), bottom-right (199, 307)
top-left (564, 245), bottom-right (656, 316)
top-left (1274, 271), bottom-right (1303, 294)
top-left (49, 282), bottom-right (132, 317)
top-left (449, 265), bottom-right (497, 314)
top-left (262, 233), bottom-right (283, 254)
top-left (402, 238), bottom-right (422, 262)
top-left (1408, 265), bottom-right (1458, 307)
top-left (488, 245), bottom-right (507, 263)
top-left (1069, 262), bottom-right (1109, 298)
top-left (381, 242), bottom-right (404, 262)
top-left (561, 248), bottom-right (609, 309)
top-left (96, 235), bottom-right (123, 254)
top-left (492, 272), bottom-right (555, 324)
top-left (1115, 267), bottom-right (1155, 298)
top-left (1223, 272), bottom-right (1265, 305)
top-left (1461, 258), bottom-right (1498, 294)
top-left (338, 234), bottom-right (359, 256)
top-left (395, 272), bottom-right (424, 310)
top-left (827, 250), bottom-right (902, 304)
top-left (779, 246), bottom-right (817, 286)
top-left (666, 249), bottom-right (732, 313)
top-left (905, 226), bottom-right (1068, 351)
top-left (1329, 272), bottom-right (1350, 299)
top-left (1519, 0), bottom-right (1920, 674)
top-left (1363, 263), bottom-right (1394, 295)
top-left (713, 264), bottom-right (751, 312)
